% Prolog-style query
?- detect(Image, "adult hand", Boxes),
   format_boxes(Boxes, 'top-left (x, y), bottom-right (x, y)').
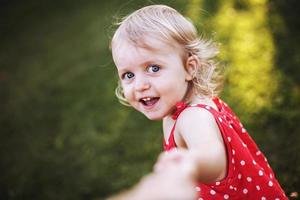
top-left (107, 149), bottom-right (198, 200)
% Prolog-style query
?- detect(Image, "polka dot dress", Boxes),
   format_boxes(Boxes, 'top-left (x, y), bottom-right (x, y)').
top-left (164, 97), bottom-right (287, 200)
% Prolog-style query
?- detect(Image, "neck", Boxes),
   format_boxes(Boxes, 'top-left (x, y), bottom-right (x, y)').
top-left (182, 82), bottom-right (195, 103)
top-left (183, 84), bottom-right (214, 105)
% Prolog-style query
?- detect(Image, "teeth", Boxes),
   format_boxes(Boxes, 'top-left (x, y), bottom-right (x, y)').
top-left (142, 97), bottom-right (151, 101)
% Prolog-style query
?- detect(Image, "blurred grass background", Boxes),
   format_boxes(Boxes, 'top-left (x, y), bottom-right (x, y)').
top-left (0, 0), bottom-right (299, 199)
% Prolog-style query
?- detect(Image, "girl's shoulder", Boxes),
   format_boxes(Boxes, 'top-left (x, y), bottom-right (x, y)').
top-left (176, 105), bottom-right (217, 130)
top-left (174, 102), bottom-right (225, 149)
top-left (174, 97), bottom-right (221, 130)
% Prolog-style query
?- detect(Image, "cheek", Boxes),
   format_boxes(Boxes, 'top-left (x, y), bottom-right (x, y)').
top-left (159, 75), bottom-right (188, 90)
top-left (122, 85), bottom-right (133, 99)
top-left (157, 79), bottom-right (188, 100)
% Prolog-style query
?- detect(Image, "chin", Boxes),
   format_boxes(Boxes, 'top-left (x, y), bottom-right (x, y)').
top-left (144, 113), bottom-right (164, 121)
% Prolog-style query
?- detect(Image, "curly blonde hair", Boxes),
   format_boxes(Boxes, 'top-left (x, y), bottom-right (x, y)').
top-left (111, 4), bottom-right (223, 106)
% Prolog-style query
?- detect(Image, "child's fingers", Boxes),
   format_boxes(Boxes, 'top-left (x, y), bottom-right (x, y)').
top-left (154, 149), bottom-right (199, 182)
top-left (153, 149), bottom-right (187, 172)
top-left (155, 150), bottom-right (180, 166)
top-left (153, 152), bottom-right (171, 172)
top-left (157, 149), bottom-right (184, 163)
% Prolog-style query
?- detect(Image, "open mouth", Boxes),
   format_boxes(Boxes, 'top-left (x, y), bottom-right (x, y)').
top-left (139, 97), bottom-right (160, 107)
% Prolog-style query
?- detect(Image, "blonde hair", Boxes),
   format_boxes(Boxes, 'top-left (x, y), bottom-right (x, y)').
top-left (111, 4), bottom-right (223, 106)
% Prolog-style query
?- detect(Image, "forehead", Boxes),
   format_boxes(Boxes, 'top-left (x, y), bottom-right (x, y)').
top-left (113, 34), bottom-right (177, 52)
top-left (112, 35), bottom-right (184, 68)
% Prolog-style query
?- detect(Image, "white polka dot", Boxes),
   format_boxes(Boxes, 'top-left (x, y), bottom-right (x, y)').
top-left (261, 197), bottom-right (266, 200)
top-left (232, 149), bottom-right (235, 155)
top-left (259, 170), bottom-right (264, 176)
top-left (198, 198), bottom-right (203, 200)
top-left (246, 177), bottom-right (252, 182)
top-left (234, 187), bottom-right (237, 191)
top-left (240, 160), bottom-right (245, 166)
top-left (215, 181), bottom-right (220, 186)
top-left (275, 198), bottom-right (280, 200)
top-left (224, 102), bottom-right (228, 107)
top-left (268, 181), bottom-right (273, 187)
top-left (253, 160), bottom-right (257, 165)
top-left (256, 151), bottom-right (261, 156)
top-left (227, 137), bottom-right (231, 142)
top-left (218, 117), bottom-right (223, 122)
top-left (195, 186), bottom-right (201, 192)
top-left (243, 188), bottom-right (248, 194)
top-left (210, 189), bottom-right (216, 195)
top-left (238, 173), bottom-right (242, 179)
top-left (242, 142), bottom-right (247, 147)
top-left (232, 158), bottom-right (235, 164)
top-left (233, 116), bottom-right (237, 119)
top-left (166, 140), bottom-right (169, 145)
top-left (229, 125), bottom-right (233, 129)
top-left (264, 157), bottom-right (268, 162)
top-left (239, 122), bottom-right (243, 127)
top-left (267, 164), bottom-right (271, 168)
top-left (205, 106), bottom-right (210, 110)
top-left (270, 174), bottom-right (273, 179)
top-left (224, 194), bottom-right (229, 199)
top-left (256, 185), bottom-right (261, 190)
top-left (229, 185), bottom-right (234, 190)
top-left (242, 128), bottom-right (246, 133)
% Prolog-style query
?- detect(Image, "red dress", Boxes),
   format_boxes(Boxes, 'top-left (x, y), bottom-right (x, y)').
top-left (163, 97), bottom-right (287, 200)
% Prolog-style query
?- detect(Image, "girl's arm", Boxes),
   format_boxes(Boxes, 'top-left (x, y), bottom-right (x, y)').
top-left (162, 107), bottom-right (227, 183)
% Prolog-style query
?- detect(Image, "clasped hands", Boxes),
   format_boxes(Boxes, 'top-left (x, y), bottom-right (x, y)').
top-left (108, 149), bottom-right (198, 200)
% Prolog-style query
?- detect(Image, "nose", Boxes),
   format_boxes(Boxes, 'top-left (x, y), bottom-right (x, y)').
top-left (134, 75), bottom-right (150, 92)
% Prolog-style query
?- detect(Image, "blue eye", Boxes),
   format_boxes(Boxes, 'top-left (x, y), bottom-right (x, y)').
top-left (123, 72), bottom-right (134, 80)
top-left (148, 65), bottom-right (160, 73)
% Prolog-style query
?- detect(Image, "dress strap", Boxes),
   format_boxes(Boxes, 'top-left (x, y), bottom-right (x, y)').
top-left (163, 120), bottom-right (178, 150)
top-left (171, 102), bottom-right (188, 120)
top-left (165, 99), bottom-right (220, 150)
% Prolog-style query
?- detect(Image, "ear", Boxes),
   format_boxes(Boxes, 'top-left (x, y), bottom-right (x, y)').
top-left (185, 55), bottom-right (199, 81)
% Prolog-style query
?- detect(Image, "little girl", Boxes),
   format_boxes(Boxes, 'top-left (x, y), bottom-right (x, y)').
top-left (110, 4), bottom-right (287, 200)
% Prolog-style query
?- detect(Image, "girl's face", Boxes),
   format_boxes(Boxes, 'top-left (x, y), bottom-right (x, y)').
top-left (112, 37), bottom-right (192, 120)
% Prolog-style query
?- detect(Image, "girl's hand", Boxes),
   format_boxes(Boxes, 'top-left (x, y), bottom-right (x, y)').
top-left (154, 149), bottom-right (198, 180)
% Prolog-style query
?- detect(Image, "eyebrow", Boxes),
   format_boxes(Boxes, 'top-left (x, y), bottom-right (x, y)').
top-left (118, 59), bottom-right (166, 73)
